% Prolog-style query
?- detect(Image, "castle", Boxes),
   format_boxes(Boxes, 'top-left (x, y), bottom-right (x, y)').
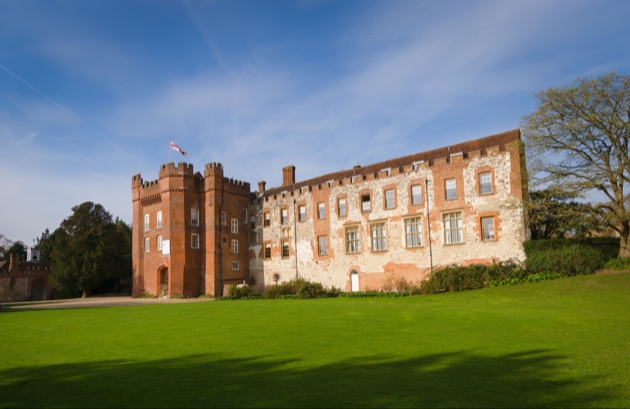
top-left (132, 129), bottom-right (527, 297)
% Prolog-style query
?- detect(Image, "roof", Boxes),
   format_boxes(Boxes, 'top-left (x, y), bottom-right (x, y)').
top-left (262, 129), bottom-right (520, 196)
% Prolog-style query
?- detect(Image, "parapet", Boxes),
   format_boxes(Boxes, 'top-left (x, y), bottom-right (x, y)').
top-left (204, 162), bottom-right (224, 177)
top-left (158, 162), bottom-right (195, 179)
top-left (132, 174), bottom-right (143, 187)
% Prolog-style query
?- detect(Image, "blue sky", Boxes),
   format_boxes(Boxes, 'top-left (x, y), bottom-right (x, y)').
top-left (1, 0), bottom-right (629, 244)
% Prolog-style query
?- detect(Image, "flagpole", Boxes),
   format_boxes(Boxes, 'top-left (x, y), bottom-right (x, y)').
top-left (169, 139), bottom-right (171, 163)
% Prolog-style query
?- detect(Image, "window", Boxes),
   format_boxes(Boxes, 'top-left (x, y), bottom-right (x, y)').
top-left (282, 228), bottom-right (291, 238)
top-left (157, 235), bottom-right (163, 251)
top-left (411, 185), bottom-right (422, 205)
top-left (243, 209), bottom-right (248, 223)
top-left (444, 212), bottom-right (463, 244)
top-left (250, 216), bottom-right (255, 229)
top-left (231, 218), bottom-right (238, 234)
top-left (317, 202), bottom-right (326, 220)
top-left (405, 217), bottom-right (422, 247)
top-left (231, 239), bottom-right (238, 253)
top-left (298, 205), bottom-right (306, 222)
top-left (264, 211), bottom-right (270, 227)
top-left (385, 189), bottom-right (395, 209)
top-left (232, 261), bottom-right (239, 271)
top-left (191, 233), bottom-right (200, 249)
top-left (281, 241), bottom-right (290, 258)
top-left (482, 217), bottom-right (495, 241)
top-left (346, 226), bottom-right (360, 253)
top-left (281, 208), bottom-right (288, 225)
top-left (221, 211), bottom-right (226, 225)
top-left (371, 223), bottom-right (387, 251)
top-left (157, 211), bottom-right (163, 229)
top-left (361, 194), bottom-right (371, 212)
top-left (479, 173), bottom-right (493, 194)
top-left (144, 214), bottom-right (149, 232)
top-left (144, 237), bottom-right (150, 252)
top-left (191, 209), bottom-right (199, 227)
top-left (445, 179), bottom-right (457, 200)
top-left (264, 242), bottom-right (271, 259)
top-left (318, 236), bottom-right (327, 255)
top-left (338, 198), bottom-right (347, 217)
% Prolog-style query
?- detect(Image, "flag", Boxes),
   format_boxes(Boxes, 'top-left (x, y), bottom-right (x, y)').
top-left (170, 140), bottom-right (187, 156)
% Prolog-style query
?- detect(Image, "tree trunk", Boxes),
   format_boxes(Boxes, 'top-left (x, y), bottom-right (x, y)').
top-left (619, 231), bottom-right (630, 259)
top-left (82, 289), bottom-right (91, 298)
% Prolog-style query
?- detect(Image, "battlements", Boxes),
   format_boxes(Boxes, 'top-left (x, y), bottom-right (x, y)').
top-left (159, 162), bottom-right (196, 179)
top-left (262, 129), bottom-right (520, 197)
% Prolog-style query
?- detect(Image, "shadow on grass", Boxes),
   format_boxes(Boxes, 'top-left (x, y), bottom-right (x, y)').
top-left (0, 350), bottom-right (612, 408)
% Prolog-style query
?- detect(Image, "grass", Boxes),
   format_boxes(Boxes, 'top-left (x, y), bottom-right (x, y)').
top-left (1, 274), bottom-right (629, 408)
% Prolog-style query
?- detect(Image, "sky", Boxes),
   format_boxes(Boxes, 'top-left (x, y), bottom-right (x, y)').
top-left (1, 0), bottom-right (629, 245)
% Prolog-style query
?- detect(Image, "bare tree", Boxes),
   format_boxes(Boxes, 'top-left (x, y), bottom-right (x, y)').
top-left (522, 72), bottom-right (630, 257)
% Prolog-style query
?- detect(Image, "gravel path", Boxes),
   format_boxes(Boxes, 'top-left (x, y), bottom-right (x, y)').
top-left (5, 295), bottom-right (214, 310)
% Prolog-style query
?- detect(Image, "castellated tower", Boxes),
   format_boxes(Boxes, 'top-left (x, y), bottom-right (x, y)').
top-left (132, 162), bottom-right (251, 297)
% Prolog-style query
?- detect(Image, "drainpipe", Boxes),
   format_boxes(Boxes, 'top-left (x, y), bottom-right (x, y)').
top-left (294, 198), bottom-right (299, 279)
top-left (425, 178), bottom-right (433, 276)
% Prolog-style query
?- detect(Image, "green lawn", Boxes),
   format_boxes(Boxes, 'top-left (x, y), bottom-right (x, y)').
top-left (1, 274), bottom-right (629, 408)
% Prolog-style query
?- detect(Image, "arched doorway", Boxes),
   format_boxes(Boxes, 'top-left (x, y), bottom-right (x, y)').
top-left (351, 270), bottom-right (359, 292)
top-left (159, 268), bottom-right (169, 297)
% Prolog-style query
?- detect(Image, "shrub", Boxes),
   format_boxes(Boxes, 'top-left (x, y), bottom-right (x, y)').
top-left (523, 237), bottom-right (619, 261)
top-left (339, 291), bottom-right (408, 298)
top-left (198, 294), bottom-right (214, 298)
top-left (421, 260), bottom-right (526, 294)
top-left (525, 245), bottom-right (605, 276)
top-left (603, 258), bottom-right (630, 270)
top-left (262, 279), bottom-right (302, 299)
top-left (171, 294), bottom-right (186, 299)
top-left (137, 293), bottom-right (157, 298)
top-left (296, 281), bottom-right (326, 299)
top-left (490, 272), bottom-right (565, 287)
top-left (227, 284), bottom-right (260, 299)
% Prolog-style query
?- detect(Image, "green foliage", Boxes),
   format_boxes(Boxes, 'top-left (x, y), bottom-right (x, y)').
top-left (339, 291), bottom-right (409, 298)
top-left (49, 202), bottom-right (132, 298)
top-left (296, 281), bottom-right (326, 299)
top-left (603, 258), bottom-right (630, 270)
top-left (490, 272), bottom-right (565, 287)
top-left (227, 284), bottom-right (260, 299)
top-left (421, 261), bottom-right (526, 294)
top-left (523, 237), bottom-right (620, 261)
top-left (521, 72), bottom-right (630, 258)
top-left (525, 245), bottom-right (605, 276)
top-left (527, 188), bottom-right (604, 239)
top-left (137, 293), bottom-right (157, 298)
top-left (35, 228), bottom-right (54, 262)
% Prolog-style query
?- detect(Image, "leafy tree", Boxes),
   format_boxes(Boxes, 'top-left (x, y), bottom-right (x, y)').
top-left (49, 202), bottom-right (131, 298)
top-left (522, 72), bottom-right (630, 257)
top-left (35, 228), bottom-right (55, 262)
top-left (0, 234), bottom-right (12, 261)
top-left (527, 187), bottom-right (605, 239)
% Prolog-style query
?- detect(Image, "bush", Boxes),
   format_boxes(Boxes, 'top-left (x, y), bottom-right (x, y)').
top-left (296, 281), bottom-right (326, 299)
top-left (523, 237), bottom-right (619, 261)
top-left (421, 260), bottom-right (526, 294)
top-left (227, 284), bottom-right (260, 299)
top-left (339, 291), bottom-right (409, 298)
top-left (603, 258), bottom-right (630, 270)
top-left (490, 272), bottom-right (565, 287)
top-left (137, 293), bottom-right (157, 298)
top-left (525, 245), bottom-right (605, 276)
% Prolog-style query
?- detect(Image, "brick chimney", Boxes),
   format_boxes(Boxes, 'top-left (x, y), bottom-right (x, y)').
top-left (282, 165), bottom-right (295, 186)
top-left (9, 253), bottom-right (18, 270)
top-left (258, 180), bottom-right (266, 193)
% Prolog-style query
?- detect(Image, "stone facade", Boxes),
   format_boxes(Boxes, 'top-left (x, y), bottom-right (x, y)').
top-left (0, 253), bottom-right (52, 302)
top-left (132, 129), bottom-right (527, 297)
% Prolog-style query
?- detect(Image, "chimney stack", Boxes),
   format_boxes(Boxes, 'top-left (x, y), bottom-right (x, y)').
top-left (9, 253), bottom-right (18, 270)
top-left (258, 180), bottom-right (266, 193)
top-left (282, 165), bottom-right (295, 186)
